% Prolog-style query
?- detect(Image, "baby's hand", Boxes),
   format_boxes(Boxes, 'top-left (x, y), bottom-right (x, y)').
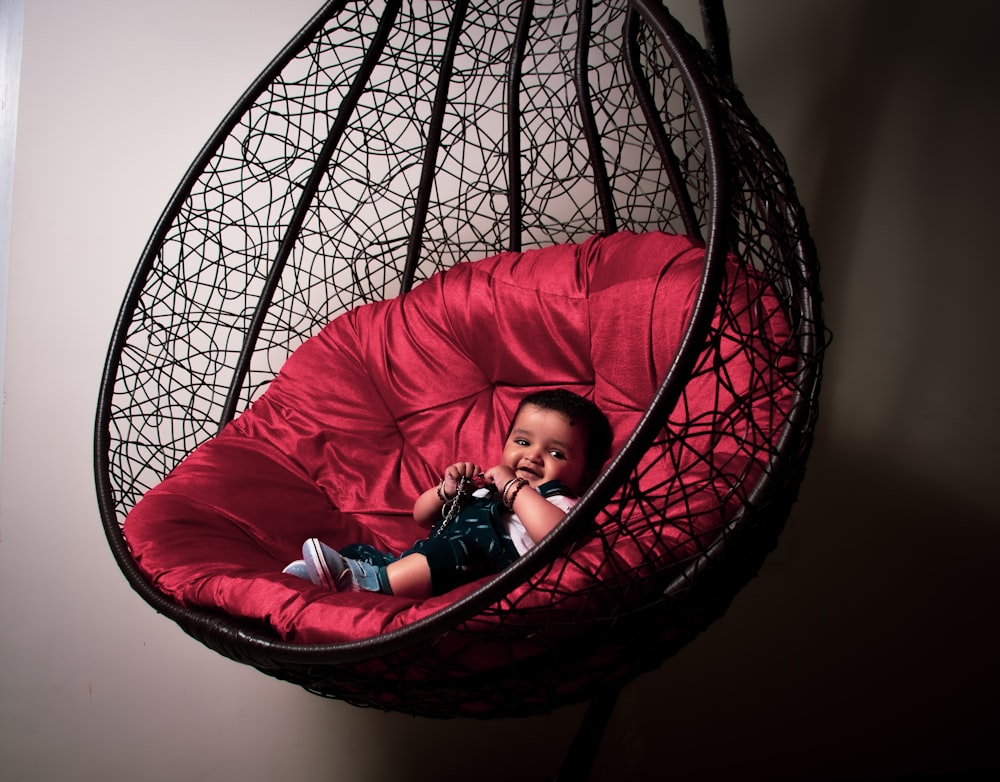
top-left (442, 461), bottom-right (482, 497)
top-left (484, 464), bottom-right (516, 490)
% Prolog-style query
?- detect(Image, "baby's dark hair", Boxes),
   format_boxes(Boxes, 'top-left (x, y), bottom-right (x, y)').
top-left (513, 388), bottom-right (613, 474)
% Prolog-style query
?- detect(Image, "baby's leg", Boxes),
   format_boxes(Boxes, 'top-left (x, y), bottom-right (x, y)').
top-left (385, 553), bottom-right (432, 599)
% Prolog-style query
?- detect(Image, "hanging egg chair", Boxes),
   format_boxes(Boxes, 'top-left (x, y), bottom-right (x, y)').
top-left (95, 0), bottom-right (825, 745)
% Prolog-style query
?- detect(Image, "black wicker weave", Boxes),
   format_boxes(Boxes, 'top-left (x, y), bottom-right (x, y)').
top-left (95, 0), bottom-right (825, 729)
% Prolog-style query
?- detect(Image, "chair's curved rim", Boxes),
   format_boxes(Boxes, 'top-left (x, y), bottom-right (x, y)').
top-left (93, 0), bottom-right (812, 673)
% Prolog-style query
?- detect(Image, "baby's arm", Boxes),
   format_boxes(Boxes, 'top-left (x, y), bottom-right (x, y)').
top-left (413, 461), bottom-right (482, 526)
top-left (484, 466), bottom-right (569, 544)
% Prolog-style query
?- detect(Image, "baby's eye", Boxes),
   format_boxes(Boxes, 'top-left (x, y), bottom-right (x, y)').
top-left (514, 438), bottom-right (529, 447)
top-left (549, 450), bottom-right (565, 460)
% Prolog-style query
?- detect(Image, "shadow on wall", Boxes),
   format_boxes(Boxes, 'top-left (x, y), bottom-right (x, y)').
top-left (592, 434), bottom-right (1000, 781)
top-left (592, 4), bottom-right (998, 778)
top-left (762, 0), bottom-right (1000, 458)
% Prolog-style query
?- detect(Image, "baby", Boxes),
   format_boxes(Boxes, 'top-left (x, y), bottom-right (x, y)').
top-left (284, 388), bottom-right (612, 599)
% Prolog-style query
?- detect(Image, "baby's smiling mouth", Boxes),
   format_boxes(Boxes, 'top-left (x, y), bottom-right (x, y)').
top-left (516, 465), bottom-right (540, 480)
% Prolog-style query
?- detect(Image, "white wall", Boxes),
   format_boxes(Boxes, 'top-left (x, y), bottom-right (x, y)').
top-left (2, 1), bottom-right (997, 780)
top-left (0, 0), bottom-right (23, 484)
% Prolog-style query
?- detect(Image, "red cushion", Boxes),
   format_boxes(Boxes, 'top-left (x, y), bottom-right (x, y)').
top-left (124, 230), bottom-right (791, 652)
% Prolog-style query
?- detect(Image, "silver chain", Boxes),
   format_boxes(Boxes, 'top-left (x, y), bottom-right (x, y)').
top-left (437, 475), bottom-right (474, 534)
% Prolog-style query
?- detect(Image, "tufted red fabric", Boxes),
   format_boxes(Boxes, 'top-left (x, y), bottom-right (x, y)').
top-left (124, 230), bottom-right (790, 648)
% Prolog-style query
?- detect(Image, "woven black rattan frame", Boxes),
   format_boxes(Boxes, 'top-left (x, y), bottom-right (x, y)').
top-left (95, 0), bottom-right (826, 720)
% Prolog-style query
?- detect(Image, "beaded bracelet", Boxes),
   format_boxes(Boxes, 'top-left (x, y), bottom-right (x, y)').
top-left (503, 477), bottom-right (528, 510)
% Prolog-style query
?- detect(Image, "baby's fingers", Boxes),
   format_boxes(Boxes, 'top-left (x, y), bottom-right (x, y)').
top-left (445, 462), bottom-right (480, 483)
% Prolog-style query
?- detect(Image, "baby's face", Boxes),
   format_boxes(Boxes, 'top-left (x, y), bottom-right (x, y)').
top-left (501, 404), bottom-right (589, 493)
